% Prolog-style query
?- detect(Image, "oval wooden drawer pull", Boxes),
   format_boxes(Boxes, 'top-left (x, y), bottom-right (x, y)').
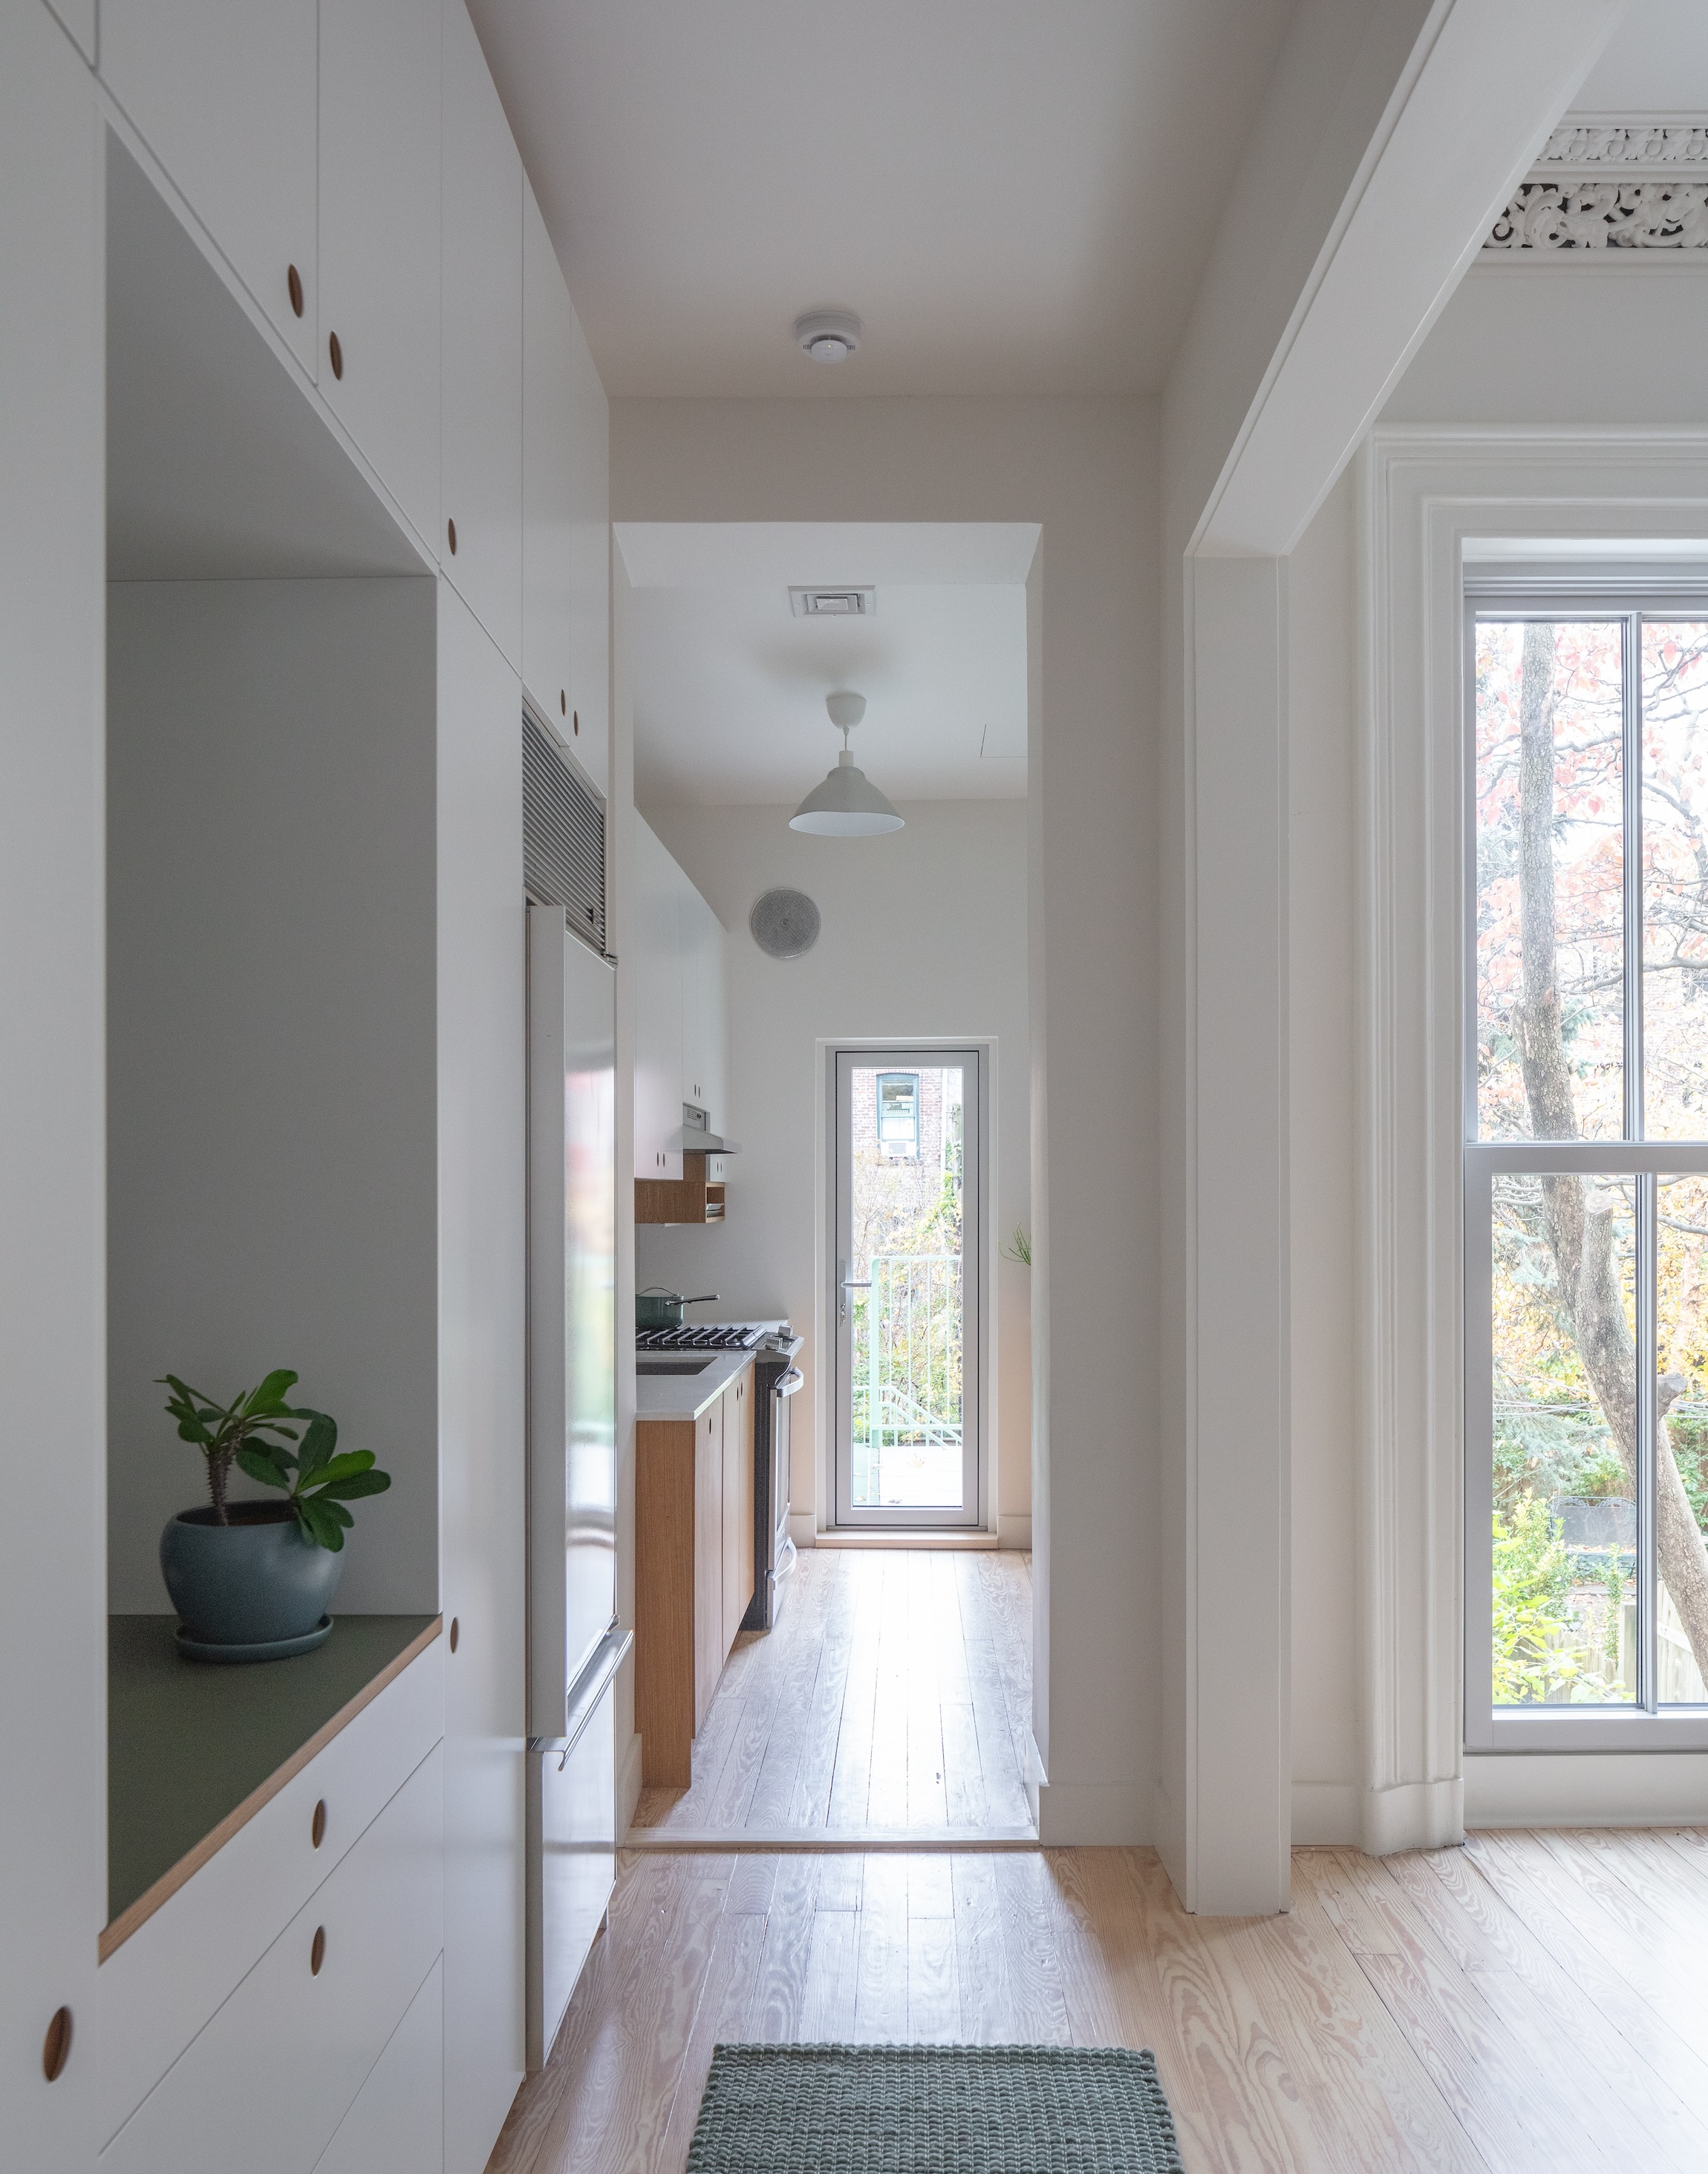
top-left (446, 516), bottom-right (457, 556)
top-left (310, 1925), bottom-right (326, 1976)
top-left (311, 1797), bottom-right (327, 1849)
top-left (287, 264), bottom-right (304, 318)
top-left (573, 710), bottom-right (579, 736)
top-left (42, 2006), bottom-right (71, 2083)
top-left (449, 1615), bottom-right (460, 1653)
top-left (327, 330), bottom-right (343, 380)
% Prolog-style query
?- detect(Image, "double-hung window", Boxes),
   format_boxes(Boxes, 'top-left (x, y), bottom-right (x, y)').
top-left (1467, 574), bottom-right (1708, 1749)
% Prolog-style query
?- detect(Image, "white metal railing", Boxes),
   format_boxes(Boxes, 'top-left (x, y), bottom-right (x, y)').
top-left (850, 1254), bottom-right (962, 1458)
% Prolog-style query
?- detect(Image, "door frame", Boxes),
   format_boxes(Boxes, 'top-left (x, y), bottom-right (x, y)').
top-left (824, 1043), bottom-right (988, 1531)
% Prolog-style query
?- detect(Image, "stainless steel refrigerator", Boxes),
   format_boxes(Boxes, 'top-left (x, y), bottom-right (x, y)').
top-left (524, 902), bottom-right (627, 2072)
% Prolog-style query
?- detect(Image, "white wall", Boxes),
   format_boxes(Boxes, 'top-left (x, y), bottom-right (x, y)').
top-left (1386, 263), bottom-right (1708, 429)
top-left (614, 395), bottom-right (1157, 1842)
top-left (106, 578), bottom-right (441, 1614)
top-left (1285, 472), bottom-right (1360, 1842)
top-left (633, 800), bottom-right (1032, 1543)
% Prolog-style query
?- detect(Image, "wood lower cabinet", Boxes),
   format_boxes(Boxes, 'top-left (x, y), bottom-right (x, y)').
top-left (636, 1362), bottom-right (757, 1788)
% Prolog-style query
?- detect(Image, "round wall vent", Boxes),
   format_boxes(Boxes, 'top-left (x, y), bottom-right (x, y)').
top-left (750, 888), bottom-right (821, 960)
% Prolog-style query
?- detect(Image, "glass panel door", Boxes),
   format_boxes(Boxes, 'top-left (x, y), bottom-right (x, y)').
top-left (833, 1049), bottom-right (980, 1528)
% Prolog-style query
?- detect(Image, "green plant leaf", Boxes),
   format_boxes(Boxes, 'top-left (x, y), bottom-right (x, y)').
top-left (313, 1469), bottom-right (391, 1503)
top-left (306, 1449), bottom-right (374, 1485)
top-left (235, 1445), bottom-right (290, 1490)
top-left (295, 1410), bottom-right (337, 1480)
top-left (244, 1369), bottom-right (300, 1416)
top-left (298, 1497), bottom-right (349, 1551)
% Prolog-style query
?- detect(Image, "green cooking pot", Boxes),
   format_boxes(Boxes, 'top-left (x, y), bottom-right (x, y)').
top-left (636, 1287), bottom-right (720, 1332)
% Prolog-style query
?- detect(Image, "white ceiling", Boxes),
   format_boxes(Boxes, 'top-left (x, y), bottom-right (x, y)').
top-left (467, 0), bottom-right (1297, 399)
top-left (621, 524), bottom-right (1034, 807)
top-left (1572, 2), bottom-right (1708, 111)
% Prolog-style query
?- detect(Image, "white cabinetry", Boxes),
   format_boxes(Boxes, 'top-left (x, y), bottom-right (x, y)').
top-left (437, 580), bottom-right (527, 2173)
top-left (522, 180), bottom-right (574, 736)
top-left (679, 887), bottom-right (726, 1125)
top-left (567, 294), bottom-right (610, 795)
top-left (319, 0), bottom-right (443, 545)
top-left (441, 0), bottom-right (523, 669)
top-left (0, 11), bottom-right (105, 2170)
top-left (633, 816), bottom-right (727, 1177)
top-left (634, 816), bottom-right (685, 1180)
top-left (102, 1746), bottom-right (444, 2174)
top-left (313, 1955), bottom-right (443, 2174)
top-left (100, 0), bottom-right (319, 373)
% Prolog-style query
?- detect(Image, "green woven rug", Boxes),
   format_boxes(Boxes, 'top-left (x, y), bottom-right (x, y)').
top-left (685, 2044), bottom-right (1184, 2173)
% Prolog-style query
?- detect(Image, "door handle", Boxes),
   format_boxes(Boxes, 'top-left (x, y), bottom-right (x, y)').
top-left (838, 1259), bottom-right (870, 1322)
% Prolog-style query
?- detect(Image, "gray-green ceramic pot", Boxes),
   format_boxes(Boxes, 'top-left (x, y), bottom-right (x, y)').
top-left (160, 1503), bottom-right (343, 1644)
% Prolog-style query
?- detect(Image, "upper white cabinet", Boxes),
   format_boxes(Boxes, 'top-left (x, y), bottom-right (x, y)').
top-left (319, 0), bottom-right (442, 547)
top-left (566, 296), bottom-right (610, 795)
top-left (441, 0), bottom-right (523, 671)
top-left (633, 818), bottom-right (727, 1177)
top-left (100, 0), bottom-right (319, 374)
top-left (523, 180), bottom-right (608, 793)
top-left (634, 817), bottom-right (685, 1182)
top-left (679, 888), bottom-right (726, 1127)
top-left (521, 181), bottom-right (575, 739)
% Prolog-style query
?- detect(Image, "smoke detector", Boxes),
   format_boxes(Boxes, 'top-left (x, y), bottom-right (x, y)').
top-left (794, 310), bottom-right (861, 364)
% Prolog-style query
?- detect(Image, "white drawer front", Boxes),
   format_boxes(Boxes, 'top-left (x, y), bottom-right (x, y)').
top-left (102, 1739), bottom-right (444, 2174)
top-left (99, 1635), bottom-right (442, 2144)
top-left (526, 1679), bottom-right (614, 2072)
top-left (314, 1952), bottom-right (443, 2174)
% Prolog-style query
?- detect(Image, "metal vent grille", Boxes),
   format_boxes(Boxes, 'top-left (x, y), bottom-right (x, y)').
top-left (524, 712), bottom-right (605, 951)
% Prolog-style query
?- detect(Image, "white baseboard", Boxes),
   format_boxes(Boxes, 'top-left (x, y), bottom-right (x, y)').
top-left (789, 1512), bottom-right (816, 1549)
top-left (617, 1728), bottom-right (643, 1837)
top-left (815, 1529), bottom-right (998, 1550)
top-left (1035, 1778), bottom-right (1150, 1846)
top-left (1291, 1780), bottom-right (1360, 1846)
top-left (1360, 1776), bottom-right (1464, 1856)
top-left (1465, 1751), bottom-right (1708, 1828)
top-left (997, 1514), bottom-right (1032, 1550)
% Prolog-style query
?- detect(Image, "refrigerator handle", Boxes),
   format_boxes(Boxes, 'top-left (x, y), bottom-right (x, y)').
top-left (529, 1622), bottom-right (633, 1769)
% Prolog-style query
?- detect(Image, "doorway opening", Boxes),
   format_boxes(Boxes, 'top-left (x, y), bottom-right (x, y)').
top-left (834, 1049), bottom-right (983, 1529)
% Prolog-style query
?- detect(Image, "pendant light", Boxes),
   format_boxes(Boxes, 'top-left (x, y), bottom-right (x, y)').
top-left (789, 691), bottom-right (904, 836)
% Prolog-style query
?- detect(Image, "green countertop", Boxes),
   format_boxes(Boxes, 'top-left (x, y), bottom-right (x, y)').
top-left (108, 1612), bottom-right (437, 1926)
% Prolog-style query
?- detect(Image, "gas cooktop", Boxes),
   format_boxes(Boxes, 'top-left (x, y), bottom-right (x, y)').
top-left (635, 1324), bottom-right (765, 1352)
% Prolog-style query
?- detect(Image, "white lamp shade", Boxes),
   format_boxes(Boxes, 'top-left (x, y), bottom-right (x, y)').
top-left (789, 750), bottom-right (904, 836)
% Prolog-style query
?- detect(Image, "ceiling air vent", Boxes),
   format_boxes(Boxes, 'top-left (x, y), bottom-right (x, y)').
top-left (523, 712), bottom-right (606, 954)
top-left (789, 586), bottom-right (876, 619)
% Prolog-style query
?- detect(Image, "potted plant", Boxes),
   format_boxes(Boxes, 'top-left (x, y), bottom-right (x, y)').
top-left (156, 1369), bottom-right (391, 1661)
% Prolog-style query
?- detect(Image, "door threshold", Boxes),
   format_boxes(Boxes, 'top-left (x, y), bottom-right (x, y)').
top-left (813, 1529), bottom-right (999, 1550)
top-left (623, 1825), bottom-right (1038, 1853)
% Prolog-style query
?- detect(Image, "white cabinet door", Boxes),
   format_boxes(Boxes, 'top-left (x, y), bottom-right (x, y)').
top-left (313, 1955), bottom-right (443, 2174)
top-left (436, 582), bottom-right (527, 2174)
top-left (522, 180), bottom-right (574, 736)
top-left (441, 0), bottom-right (522, 669)
top-left (678, 888), bottom-right (726, 1130)
top-left (633, 817), bottom-right (683, 1180)
top-left (102, 1748), bottom-right (445, 2174)
top-left (100, 0), bottom-right (318, 371)
top-left (319, 0), bottom-right (442, 547)
top-left (0, 13), bottom-right (104, 2171)
top-left (566, 297), bottom-right (610, 795)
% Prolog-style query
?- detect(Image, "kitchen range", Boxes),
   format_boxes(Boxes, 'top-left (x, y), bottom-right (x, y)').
top-left (635, 1318), bottom-right (804, 1632)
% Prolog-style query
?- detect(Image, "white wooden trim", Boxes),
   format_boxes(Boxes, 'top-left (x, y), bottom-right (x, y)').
top-left (1359, 426), bottom-right (1708, 1849)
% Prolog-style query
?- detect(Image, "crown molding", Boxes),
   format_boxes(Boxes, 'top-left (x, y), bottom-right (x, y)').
top-left (1482, 117), bottom-right (1708, 251)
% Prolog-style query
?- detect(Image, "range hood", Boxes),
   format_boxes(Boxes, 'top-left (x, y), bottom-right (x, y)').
top-left (667, 1104), bottom-right (740, 1156)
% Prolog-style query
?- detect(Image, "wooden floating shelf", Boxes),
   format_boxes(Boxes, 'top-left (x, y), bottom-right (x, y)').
top-left (636, 1151), bottom-right (727, 1226)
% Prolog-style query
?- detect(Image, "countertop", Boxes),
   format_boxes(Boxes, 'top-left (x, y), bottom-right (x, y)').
top-left (634, 1344), bottom-right (754, 1422)
top-left (107, 1611), bottom-right (437, 1929)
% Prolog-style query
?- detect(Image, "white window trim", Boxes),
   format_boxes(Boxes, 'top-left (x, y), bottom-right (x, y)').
top-left (1358, 429), bottom-right (1708, 1847)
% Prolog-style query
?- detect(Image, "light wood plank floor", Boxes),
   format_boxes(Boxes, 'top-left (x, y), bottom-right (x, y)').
top-left (490, 1829), bottom-right (1708, 2173)
top-left (630, 1549), bottom-right (1037, 1839)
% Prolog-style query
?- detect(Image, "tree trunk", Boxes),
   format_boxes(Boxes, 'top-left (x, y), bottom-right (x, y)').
top-left (1517, 621), bottom-right (1708, 1685)
top-left (208, 1447), bottom-right (229, 1524)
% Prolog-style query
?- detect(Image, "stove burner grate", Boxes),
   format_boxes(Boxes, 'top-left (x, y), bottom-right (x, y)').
top-left (635, 1324), bottom-right (763, 1352)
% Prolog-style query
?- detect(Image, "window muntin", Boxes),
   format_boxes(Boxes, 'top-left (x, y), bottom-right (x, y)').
top-left (1468, 602), bottom-right (1708, 1746)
